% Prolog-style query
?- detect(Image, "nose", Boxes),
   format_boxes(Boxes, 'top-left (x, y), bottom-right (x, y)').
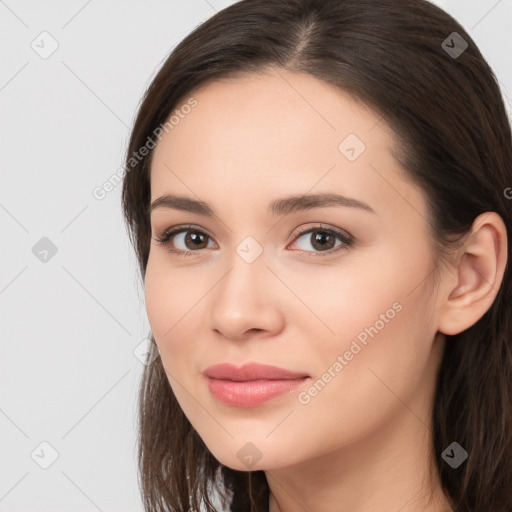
top-left (208, 248), bottom-right (285, 341)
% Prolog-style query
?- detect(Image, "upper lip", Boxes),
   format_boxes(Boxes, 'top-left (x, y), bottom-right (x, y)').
top-left (203, 362), bottom-right (310, 381)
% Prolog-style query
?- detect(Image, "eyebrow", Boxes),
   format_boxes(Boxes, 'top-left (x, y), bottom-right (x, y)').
top-left (148, 192), bottom-right (376, 217)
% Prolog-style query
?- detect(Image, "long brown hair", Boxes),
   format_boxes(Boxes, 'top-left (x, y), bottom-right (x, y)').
top-left (121, 1), bottom-right (512, 510)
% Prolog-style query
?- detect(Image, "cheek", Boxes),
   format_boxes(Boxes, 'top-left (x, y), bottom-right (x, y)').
top-left (144, 257), bottom-right (184, 353)
top-left (144, 256), bottom-right (209, 357)
top-left (280, 272), bottom-right (437, 464)
top-left (295, 244), bottom-right (437, 397)
top-left (280, 249), bottom-right (407, 347)
top-left (144, 258), bottom-right (168, 338)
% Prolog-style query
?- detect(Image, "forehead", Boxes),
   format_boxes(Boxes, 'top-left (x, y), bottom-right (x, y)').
top-left (152, 69), bottom-right (388, 168)
top-left (149, 69), bottom-right (427, 225)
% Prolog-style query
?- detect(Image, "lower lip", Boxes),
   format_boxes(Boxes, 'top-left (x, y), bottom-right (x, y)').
top-left (205, 376), bottom-right (309, 407)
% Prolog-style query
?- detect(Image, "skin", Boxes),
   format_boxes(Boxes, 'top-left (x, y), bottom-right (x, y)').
top-left (144, 67), bottom-right (508, 512)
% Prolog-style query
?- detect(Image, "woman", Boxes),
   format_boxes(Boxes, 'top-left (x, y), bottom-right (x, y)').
top-left (121, 0), bottom-right (512, 510)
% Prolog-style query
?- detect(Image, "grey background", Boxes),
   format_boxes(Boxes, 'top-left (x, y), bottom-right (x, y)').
top-left (1, 0), bottom-right (511, 510)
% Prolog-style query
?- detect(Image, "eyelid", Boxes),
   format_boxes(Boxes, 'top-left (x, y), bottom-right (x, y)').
top-left (290, 222), bottom-right (352, 241)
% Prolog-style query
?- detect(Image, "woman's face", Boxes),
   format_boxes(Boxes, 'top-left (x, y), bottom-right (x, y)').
top-left (145, 68), bottom-right (447, 471)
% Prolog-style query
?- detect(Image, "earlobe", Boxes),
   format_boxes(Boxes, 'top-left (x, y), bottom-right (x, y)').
top-left (437, 212), bottom-right (508, 336)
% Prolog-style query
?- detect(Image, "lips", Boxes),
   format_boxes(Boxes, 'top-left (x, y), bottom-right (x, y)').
top-left (203, 362), bottom-right (311, 407)
top-left (203, 362), bottom-right (310, 381)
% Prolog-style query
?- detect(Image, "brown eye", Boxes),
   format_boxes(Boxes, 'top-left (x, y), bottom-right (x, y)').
top-left (289, 225), bottom-right (354, 257)
top-left (181, 231), bottom-right (209, 250)
top-left (154, 225), bottom-right (216, 255)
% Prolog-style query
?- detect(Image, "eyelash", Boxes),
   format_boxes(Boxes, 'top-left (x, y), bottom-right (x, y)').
top-left (153, 223), bottom-right (354, 259)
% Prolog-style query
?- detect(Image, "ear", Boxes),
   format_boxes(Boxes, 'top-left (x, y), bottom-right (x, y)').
top-left (437, 212), bottom-right (508, 336)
